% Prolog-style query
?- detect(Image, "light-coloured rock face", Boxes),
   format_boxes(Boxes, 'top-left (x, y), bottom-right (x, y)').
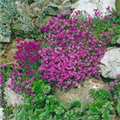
top-left (4, 80), bottom-right (24, 106)
top-left (100, 48), bottom-right (120, 79)
top-left (72, 0), bottom-right (116, 17)
top-left (0, 108), bottom-right (3, 120)
top-left (53, 79), bottom-right (107, 107)
top-left (0, 35), bottom-right (10, 43)
top-left (62, 0), bottom-right (71, 5)
top-left (117, 37), bottom-right (120, 44)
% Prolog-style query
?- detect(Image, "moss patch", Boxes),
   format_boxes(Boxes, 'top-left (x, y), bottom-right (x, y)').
top-left (115, 0), bottom-right (120, 12)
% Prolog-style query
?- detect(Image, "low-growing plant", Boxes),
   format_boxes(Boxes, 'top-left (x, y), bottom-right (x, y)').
top-left (11, 86), bottom-right (120, 120)
top-left (4, 8), bottom-right (120, 120)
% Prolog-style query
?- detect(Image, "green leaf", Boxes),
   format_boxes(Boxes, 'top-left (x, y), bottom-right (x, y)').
top-left (69, 100), bottom-right (81, 109)
top-left (102, 110), bottom-right (111, 120)
top-left (116, 104), bottom-right (120, 116)
top-left (89, 107), bottom-right (101, 115)
top-left (111, 38), bottom-right (116, 44)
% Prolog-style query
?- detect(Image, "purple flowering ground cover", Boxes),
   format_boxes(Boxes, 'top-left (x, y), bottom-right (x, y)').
top-left (0, 8), bottom-right (120, 120)
top-left (3, 8), bottom-right (119, 94)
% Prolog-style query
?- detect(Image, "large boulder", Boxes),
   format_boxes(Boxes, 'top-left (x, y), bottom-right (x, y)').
top-left (100, 48), bottom-right (120, 79)
top-left (72, 0), bottom-right (116, 17)
top-left (53, 78), bottom-right (107, 107)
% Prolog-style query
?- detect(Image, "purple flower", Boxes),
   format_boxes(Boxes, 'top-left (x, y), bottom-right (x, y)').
top-left (40, 27), bottom-right (44, 33)
top-left (32, 100), bottom-right (36, 103)
top-left (116, 74), bottom-right (120, 79)
top-left (106, 6), bottom-right (110, 11)
top-left (108, 87), bottom-right (114, 92)
top-left (112, 80), bottom-right (118, 86)
top-left (0, 77), bottom-right (2, 85)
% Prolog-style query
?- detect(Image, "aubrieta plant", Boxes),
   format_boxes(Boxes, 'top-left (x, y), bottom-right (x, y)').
top-left (2, 8), bottom-right (120, 120)
top-left (8, 8), bottom-right (120, 91)
top-left (8, 39), bottom-right (42, 97)
top-left (38, 9), bottom-right (119, 89)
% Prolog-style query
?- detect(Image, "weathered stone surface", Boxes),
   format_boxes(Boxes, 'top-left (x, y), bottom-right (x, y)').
top-left (4, 80), bottom-right (24, 106)
top-left (0, 35), bottom-right (10, 43)
top-left (72, 0), bottom-right (116, 17)
top-left (117, 37), bottom-right (120, 44)
top-left (62, 0), bottom-right (71, 5)
top-left (43, 3), bottom-right (71, 16)
top-left (54, 0), bottom-right (60, 5)
top-left (53, 79), bottom-right (107, 107)
top-left (0, 108), bottom-right (3, 120)
top-left (100, 48), bottom-right (120, 79)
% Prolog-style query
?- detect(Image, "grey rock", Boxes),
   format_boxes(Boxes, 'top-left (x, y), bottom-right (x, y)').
top-left (100, 48), bottom-right (120, 79)
top-left (117, 37), bottom-right (120, 44)
top-left (0, 108), bottom-right (3, 120)
top-left (62, 0), bottom-right (71, 6)
top-left (54, 0), bottom-right (60, 5)
top-left (43, 4), bottom-right (71, 16)
top-left (0, 35), bottom-right (10, 43)
top-left (4, 80), bottom-right (24, 106)
top-left (43, 4), bottom-right (61, 16)
top-left (71, 0), bottom-right (116, 17)
top-left (53, 79), bottom-right (107, 107)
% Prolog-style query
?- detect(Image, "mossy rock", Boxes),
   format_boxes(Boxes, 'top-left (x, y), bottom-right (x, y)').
top-left (116, 0), bottom-right (120, 12)
top-left (12, 21), bottom-right (22, 31)
top-left (53, 79), bottom-right (107, 107)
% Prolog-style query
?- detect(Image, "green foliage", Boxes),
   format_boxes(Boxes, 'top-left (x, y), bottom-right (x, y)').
top-left (0, 0), bottom-right (17, 36)
top-left (114, 25), bottom-right (120, 36)
top-left (68, 100), bottom-right (81, 109)
top-left (89, 89), bottom-right (111, 101)
top-left (84, 89), bottom-right (118, 120)
top-left (0, 0), bottom-right (47, 37)
top-left (10, 81), bottom-right (120, 120)
top-left (91, 9), bottom-right (120, 46)
top-left (116, 105), bottom-right (120, 116)
top-left (111, 38), bottom-right (116, 44)
top-left (86, 101), bottom-right (114, 120)
top-left (11, 78), bottom-right (82, 120)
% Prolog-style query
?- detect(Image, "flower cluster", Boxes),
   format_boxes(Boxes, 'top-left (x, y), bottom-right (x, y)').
top-left (0, 78), bottom-right (2, 85)
top-left (8, 39), bottom-right (41, 96)
top-left (8, 69), bottom-right (35, 96)
top-left (108, 74), bottom-right (120, 92)
top-left (14, 40), bottom-right (41, 69)
top-left (38, 11), bottom-right (113, 89)
top-left (38, 44), bottom-right (104, 89)
top-left (9, 8), bottom-right (118, 92)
